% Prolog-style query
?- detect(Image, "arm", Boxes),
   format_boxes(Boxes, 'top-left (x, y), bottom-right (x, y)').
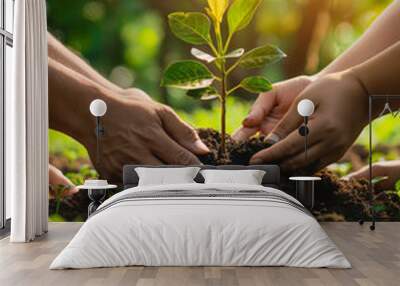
top-left (250, 42), bottom-right (400, 171)
top-left (49, 58), bottom-right (209, 183)
top-left (351, 41), bottom-right (400, 97)
top-left (320, 0), bottom-right (400, 76)
top-left (233, 0), bottom-right (400, 141)
top-left (345, 160), bottom-right (400, 191)
top-left (47, 32), bottom-right (124, 94)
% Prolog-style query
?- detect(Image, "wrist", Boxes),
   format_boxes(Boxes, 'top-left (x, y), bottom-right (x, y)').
top-left (48, 59), bottom-right (120, 148)
top-left (342, 69), bottom-right (379, 122)
top-left (344, 69), bottom-right (370, 97)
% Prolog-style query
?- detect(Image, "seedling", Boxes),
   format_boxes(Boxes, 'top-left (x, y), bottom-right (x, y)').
top-left (161, 0), bottom-right (286, 158)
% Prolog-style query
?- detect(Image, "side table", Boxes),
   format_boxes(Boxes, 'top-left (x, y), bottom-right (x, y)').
top-left (289, 176), bottom-right (321, 209)
top-left (77, 184), bottom-right (117, 216)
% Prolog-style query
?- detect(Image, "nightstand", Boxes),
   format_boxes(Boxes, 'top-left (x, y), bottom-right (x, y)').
top-left (77, 182), bottom-right (117, 216)
top-left (289, 177), bottom-right (321, 209)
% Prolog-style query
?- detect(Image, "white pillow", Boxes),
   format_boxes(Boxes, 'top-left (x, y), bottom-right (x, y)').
top-left (135, 167), bottom-right (200, 186)
top-left (200, 169), bottom-right (266, 185)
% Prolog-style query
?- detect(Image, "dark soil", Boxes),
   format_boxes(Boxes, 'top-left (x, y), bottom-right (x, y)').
top-left (49, 129), bottom-right (400, 222)
top-left (197, 128), bottom-right (271, 165)
top-left (197, 128), bottom-right (400, 221)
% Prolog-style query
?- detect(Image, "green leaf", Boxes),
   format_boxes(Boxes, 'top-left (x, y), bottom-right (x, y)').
top-left (238, 44), bottom-right (286, 69)
top-left (191, 48), bottom-right (216, 63)
top-left (371, 176), bottom-right (388, 185)
top-left (206, 0), bottom-right (229, 23)
top-left (168, 12), bottom-right (211, 45)
top-left (240, 76), bottom-right (272, 93)
top-left (395, 179), bottom-right (400, 192)
top-left (372, 204), bottom-right (386, 213)
top-left (187, 86), bottom-right (219, 100)
top-left (225, 48), bottom-right (245, 59)
top-left (161, 61), bottom-right (215, 90)
top-left (227, 0), bottom-right (261, 35)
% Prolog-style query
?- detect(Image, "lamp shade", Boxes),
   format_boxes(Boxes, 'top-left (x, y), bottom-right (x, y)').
top-left (297, 99), bottom-right (314, 117)
top-left (90, 99), bottom-right (107, 117)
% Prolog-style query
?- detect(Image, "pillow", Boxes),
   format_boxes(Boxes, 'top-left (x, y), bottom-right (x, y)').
top-left (135, 167), bottom-right (201, 186)
top-left (200, 169), bottom-right (266, 185)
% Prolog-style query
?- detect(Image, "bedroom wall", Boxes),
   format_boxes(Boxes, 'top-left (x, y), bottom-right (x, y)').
top-left (45, 0), bottom-right (399, 222)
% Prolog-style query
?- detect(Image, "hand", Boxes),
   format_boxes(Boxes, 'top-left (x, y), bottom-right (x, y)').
top-left (49, 164), bottom-right (78, 198)
top-left (85, 92), bottom-right (210, 183)
top-left (250, 71), bottom-right (369, 172)
top-left (232, 75), bottom-right (315, 141)
top-left (344, 160), bottom-right (400, 191)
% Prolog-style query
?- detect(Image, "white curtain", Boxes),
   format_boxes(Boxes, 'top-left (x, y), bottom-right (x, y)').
top-left (7, 0), bottom-right (48, 242)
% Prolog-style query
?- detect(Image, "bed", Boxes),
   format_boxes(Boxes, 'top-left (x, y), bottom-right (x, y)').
top-left (50, 165), bottom-right (350, 269)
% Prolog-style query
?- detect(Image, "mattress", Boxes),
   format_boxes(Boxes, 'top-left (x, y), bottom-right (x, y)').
top-left (50, 183), bottom-right (351, 269)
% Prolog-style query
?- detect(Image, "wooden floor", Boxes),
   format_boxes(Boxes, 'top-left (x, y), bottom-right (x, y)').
top-left (0, 222), bottom-right (399, 286)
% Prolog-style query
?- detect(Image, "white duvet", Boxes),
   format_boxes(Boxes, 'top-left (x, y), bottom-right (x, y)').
top-left (50, 183), bottom-right (351, 269)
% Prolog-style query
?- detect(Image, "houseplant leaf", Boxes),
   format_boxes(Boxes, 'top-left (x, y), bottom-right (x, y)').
top-left (191, 48), bottom-right (216, 63)
top-left (227, 0), bottom-right (261, 35)
top-left (238, 44), bottom-right (286, 69)
top-left (225, 48), bottom-right (245, 59)
top-left (161, 60), bottom-right (215, 90)
top-left (240, 76), bottom-right (272, 93)
top-left (206, 0), bottom-right (229, 23)
top-left (168, 12), bottom-right (211, 45)
top-left (187, 86), bottom-right (219, 100)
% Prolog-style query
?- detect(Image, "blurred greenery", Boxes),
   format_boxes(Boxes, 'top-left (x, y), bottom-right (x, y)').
top-left (47, 0), bottom-right (398, 172)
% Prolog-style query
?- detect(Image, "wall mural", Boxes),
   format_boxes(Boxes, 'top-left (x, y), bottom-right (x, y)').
top-left (46, 0), bottom-right (400, 223)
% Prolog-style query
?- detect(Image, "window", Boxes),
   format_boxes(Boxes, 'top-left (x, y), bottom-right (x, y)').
top-left (1, 0), bottom-right (14, 232)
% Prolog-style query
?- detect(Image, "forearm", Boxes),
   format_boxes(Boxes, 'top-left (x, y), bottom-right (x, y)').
top-left (48, 58), bottom-right (116, 146)
top-left (351, 41), bottom-right (400, 111)
top-left (320, 0), bottom-right (400, 76)
top-left (48, 32), bottom-right (123, 93)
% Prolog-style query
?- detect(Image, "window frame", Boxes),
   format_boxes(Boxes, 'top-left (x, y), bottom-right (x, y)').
top-left (0, 0), bottom-right (14, 234)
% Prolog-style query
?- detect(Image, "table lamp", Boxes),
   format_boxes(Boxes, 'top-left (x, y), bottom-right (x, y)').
top-left (89, 99), bottom-right (107, 165)
top-left (297, 99), bottom-right (315, 163)
top-left (289, 99), bottom-right (318, 209)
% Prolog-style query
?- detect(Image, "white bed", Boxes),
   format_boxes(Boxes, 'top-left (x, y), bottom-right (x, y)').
top-left (50, 182), bottom-right (351, 269)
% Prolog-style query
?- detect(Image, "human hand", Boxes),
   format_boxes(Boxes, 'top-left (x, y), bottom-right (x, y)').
top-left (85, 92), bottom-right (210, 182)
top-left (249, 71), bottom-right (369, 172)
top-left (233, 75), bottom-right (315, 141)
top-left (49, 164), bottom-right (78, 198)
top-left (343, 160), bottom-right (400, 191)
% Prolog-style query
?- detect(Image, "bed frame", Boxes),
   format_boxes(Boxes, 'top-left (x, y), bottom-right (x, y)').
top-left (123, 165), bottom-right (281, 189)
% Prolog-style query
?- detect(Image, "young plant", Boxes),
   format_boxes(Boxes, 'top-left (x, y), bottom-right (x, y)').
top-left (161, 0), bottom-right (286, 158)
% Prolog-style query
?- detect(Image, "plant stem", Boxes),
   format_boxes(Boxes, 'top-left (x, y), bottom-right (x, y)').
top-left (223, 33), bottom-right (233, 53)
top-left (214, 21), bottom-right (227, 158)
top-left (220, 65), bottom-right (227, 157)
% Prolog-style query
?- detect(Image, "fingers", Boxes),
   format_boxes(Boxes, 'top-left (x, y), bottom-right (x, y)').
top-left (152, 130), bottom-right (201, 165)
top-left (158, 105), bottom-right (210, 155)
top-left (343, 164), bottom-right (389, 191)
top-left (343, 166), bottom-right (370, 180)
top-left (242, 90), bottom-right (277, 128)
top-left (279, 143), bottom-right (342, 173)
top-left (48, 164), bottom-right (78, 197)
top-left (266, 99), bottom-right (303, 142)
top-left (232, 126), bottom-right (259, 141)
top-left (250, 112), bottom-right (318, 165)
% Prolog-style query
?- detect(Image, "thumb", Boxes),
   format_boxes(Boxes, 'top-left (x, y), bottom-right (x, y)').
top-left (158, 105), bottom-right (210, 155)
top-left (266, 100), bottom-right (303, 143)
top-left (232, 126), bottom-right (259, 142)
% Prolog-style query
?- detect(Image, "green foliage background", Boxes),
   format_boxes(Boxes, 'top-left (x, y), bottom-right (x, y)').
top-left (47, 0), bottom-right (399, 168)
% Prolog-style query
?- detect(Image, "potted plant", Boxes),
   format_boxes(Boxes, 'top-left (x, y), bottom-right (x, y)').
top-left (161, 0), bottom-right (286, 163)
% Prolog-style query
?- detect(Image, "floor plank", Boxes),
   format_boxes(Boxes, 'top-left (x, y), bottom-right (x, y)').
top-left (0, 222), bottom-right (399, 286)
